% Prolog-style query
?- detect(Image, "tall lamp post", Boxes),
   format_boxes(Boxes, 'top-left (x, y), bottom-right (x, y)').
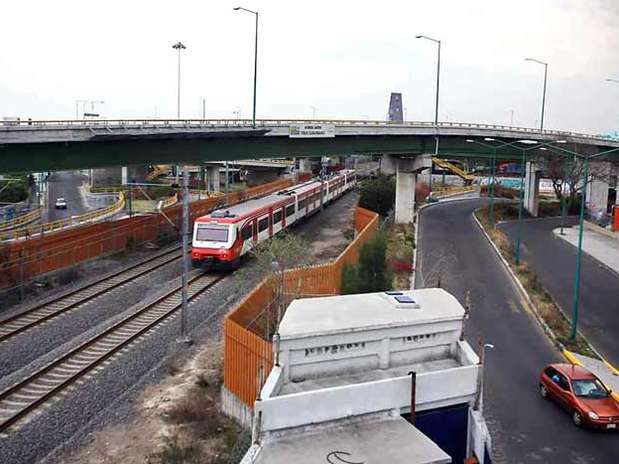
top-left (525, 58), bottom-right (548, 132)
top-left (539, 143), bottom-right (619, 339)
top-left (172, 41), bottom-right (187, 119)
top-left (466, 138), bottom-right (516, 227)
top-left (234, 6), bottom-right (259, 129)
top-left (416, 34), bottom-right (441, 193)
top-left (172, 40), bottom-right (190, 344)
top-left (172, 41), bottom-right (187, 185)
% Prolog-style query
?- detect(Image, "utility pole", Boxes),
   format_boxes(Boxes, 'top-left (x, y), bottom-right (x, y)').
top-left (178, 164), bottom-right (192, 345)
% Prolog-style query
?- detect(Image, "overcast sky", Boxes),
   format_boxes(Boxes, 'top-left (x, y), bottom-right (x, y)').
top-left (2, 0), bottom-right (619, 134)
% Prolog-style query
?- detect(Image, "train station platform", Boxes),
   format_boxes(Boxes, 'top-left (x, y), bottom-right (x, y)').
top-left (554, 222), bottom-right (619, 276)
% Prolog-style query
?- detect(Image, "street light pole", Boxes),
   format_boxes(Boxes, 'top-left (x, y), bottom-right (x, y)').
top-left (234, 6), bottom-right (259, 129)
top-left (172, 41), bottom-right (186, 185)
top-left (525, 58), bottom-right (549, 132)
top-left (178, 163), bottom-right (191, 344)
top-left (172, 41), bottom-right (187, 119)
top-left (416, 35), bottom-right (441, 193)
top-left (570, 155), bottom-right (588, 340)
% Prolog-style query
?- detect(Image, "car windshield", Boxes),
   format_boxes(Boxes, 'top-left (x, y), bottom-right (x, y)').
top-left (572, 378), bottom-right (609, 399)
top-left (196, 225), bottom-right (229, 243)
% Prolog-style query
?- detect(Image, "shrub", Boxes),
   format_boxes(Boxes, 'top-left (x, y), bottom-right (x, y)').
top-left (341, 231), bottom-right (392, 294)
top-left (359, 174), bottom-right (395, 217)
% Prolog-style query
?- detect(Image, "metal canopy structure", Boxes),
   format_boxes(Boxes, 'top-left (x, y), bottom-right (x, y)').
top-left (1, 119), bottom-right (618, 172)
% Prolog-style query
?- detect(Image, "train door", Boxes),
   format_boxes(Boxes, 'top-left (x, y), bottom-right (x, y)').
top-left (268, 209), bottom-right (273, 238)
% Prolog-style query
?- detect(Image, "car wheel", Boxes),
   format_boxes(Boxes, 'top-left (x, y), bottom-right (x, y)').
top-left (572, 410), bottom-right (583, 427)
top-left (539, 384), bottom-right (548, 399)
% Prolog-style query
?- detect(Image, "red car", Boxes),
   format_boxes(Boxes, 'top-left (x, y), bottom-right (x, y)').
top-left (539, 363), bottom-right (619, 430)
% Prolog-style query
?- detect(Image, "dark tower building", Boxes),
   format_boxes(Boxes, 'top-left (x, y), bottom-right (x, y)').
top-left (387, 92), bottom-right (404, 122)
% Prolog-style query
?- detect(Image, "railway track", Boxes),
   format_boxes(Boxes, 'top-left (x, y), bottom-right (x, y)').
top-left (0, 246), bottom-right (182, 344)
top-left (0, 272), bottom-right (224, 434)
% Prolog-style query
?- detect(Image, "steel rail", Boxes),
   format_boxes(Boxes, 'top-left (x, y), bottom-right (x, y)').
top-left (0, 272), bottom-right (224, 434)
top-left (0, 245), bottom-right (182, 343)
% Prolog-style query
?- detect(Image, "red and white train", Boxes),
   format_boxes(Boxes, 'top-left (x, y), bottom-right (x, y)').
top-left (191, 169), bottom-right (357, 268)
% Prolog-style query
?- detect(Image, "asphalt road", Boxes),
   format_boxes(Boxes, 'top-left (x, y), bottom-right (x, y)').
top-left (499, 217), bottom-right (619, 368)
top-left (416, 199), bottom-right (618, 464)
top-left (45, 171), bottom-right (89, 221)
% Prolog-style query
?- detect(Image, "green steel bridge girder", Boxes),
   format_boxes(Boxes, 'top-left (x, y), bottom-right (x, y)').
top-left (1, 134), bottom-right (617, 173)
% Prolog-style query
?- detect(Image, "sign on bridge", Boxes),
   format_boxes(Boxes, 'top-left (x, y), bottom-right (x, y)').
top-left (289, 123), bottom-right (335, 138)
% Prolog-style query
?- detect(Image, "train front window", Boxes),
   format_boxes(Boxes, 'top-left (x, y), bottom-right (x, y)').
top-left (196, 225), bottom-right (229, 242)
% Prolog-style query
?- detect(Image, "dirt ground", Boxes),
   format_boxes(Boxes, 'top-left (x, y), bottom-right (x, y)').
top-left (61, 343), bottom-right (236, 464)
top-left (296, 191), bottom-right (358, 260)
top-left (57, 191), bottom-right (360, 464)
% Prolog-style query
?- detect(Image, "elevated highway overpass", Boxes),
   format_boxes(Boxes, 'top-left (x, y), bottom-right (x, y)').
top-left (2, 119), bottom-right (619, 173)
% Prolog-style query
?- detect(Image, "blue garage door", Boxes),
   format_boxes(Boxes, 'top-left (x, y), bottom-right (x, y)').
top-left (403, 403), bottom-right (469, 463)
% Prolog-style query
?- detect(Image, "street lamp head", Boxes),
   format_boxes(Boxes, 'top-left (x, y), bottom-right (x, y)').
top-left (233, 6), bottom-right (241, 10)
top-left (517, 139), bottom-right (538, 145)
top-left (415, 35), bottom-right (423, 38)
top-left (172, 41), bottom-right (186, 50)
top-left (484, 343), bottom-right (495, 350)
top-left (466, 139), bottom-right (475, 143)
top-left (484, 137), bottom-right (496, 142)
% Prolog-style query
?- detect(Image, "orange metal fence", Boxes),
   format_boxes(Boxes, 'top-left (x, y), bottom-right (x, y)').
top-left (0, 177), bottom-right (298, 293)
top-left (224, 206), bottom-right (379, 407)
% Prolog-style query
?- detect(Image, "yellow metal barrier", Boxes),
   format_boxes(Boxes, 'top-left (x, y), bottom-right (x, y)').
top-left (0, 207), bottom-right (43, 231)
top-left (161, 193), bottom-right (178, 208)
top-left (1, 192), bottom-right (125, 241)
top-left (432, 157), bottom-right (475, 182)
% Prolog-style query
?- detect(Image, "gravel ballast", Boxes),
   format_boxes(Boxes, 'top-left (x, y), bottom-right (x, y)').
top-left (0, 190), bottom-right (359, 464)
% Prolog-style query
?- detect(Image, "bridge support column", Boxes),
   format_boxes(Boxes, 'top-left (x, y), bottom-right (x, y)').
top-left (586, 162), bottom-right (611, 216)
top-left (385, 155), bottom-right (432, 224)
top-left (207, 166), bottom-right (220, 192)
top-left (299, 158), bottom-right (312, 173)
top-left (395, 168), bottom-right (416, 224)
top-left (524, 161), bottom-right (540, 217)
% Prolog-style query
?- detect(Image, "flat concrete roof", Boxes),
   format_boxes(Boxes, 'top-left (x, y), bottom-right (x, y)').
top-left (279, 288), bottom-right (464, 339)
top-left (254, 417), bottom-right (451, 464)
top-left (280, 358), bottom-right (461, 395)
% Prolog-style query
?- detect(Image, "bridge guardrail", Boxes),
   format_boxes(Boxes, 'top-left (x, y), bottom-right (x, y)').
top-left (1, 118), bottom-right (616, 144)
top-left (0, 207), bottom-right (42, 231)
top-left (1, 192), bottom-right (125, 241)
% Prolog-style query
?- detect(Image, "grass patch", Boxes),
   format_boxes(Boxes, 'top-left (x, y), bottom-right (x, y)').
top-left (475, 207), bottom-right (597, 357)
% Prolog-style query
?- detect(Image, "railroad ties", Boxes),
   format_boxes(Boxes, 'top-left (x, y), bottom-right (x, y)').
top-left (0, 246), bottom-right (182, 344)
top-left (0, 272), bottom-right (225, 434)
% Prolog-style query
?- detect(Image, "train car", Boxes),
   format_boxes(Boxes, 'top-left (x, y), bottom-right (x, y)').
top-left (191, 170), bottom-right (357, 269)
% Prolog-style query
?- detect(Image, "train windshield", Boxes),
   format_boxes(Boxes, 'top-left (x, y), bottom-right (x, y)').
top-left (196, 225), bottom-right (229, 242)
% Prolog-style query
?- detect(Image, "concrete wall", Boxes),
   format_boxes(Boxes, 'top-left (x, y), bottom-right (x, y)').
top-left (256, 362), bottom-right (479, 433)
top-left (279, 320), bottom-right (463, 383)
top-left (246, 170), bottom-right (281, 187)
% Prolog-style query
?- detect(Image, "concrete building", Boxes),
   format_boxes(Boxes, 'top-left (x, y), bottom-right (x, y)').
top-left (239, 289), bottom-right (492, 464)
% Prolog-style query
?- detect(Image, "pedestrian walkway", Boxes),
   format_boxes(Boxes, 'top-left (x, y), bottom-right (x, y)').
top-left (554, 223), bottom-right (619, 275)
top-left (564, 350), bottom-right (619, 403)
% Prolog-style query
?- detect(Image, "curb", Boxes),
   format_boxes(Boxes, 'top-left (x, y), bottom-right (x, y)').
top-left (474, 210), bottom-right (617, 367)
top-left (471, 211), bottom-right (562, 346)
top-left (562, 349), bottom-right (619, 403)
top-left (552, 227), bottom-right (619, 280)
top-left (411, 194), bottom-right (480, 289)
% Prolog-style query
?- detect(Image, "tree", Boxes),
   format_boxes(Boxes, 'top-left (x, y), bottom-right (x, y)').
top-left (341, 231), bottom-right (392, 294)
top-left (234, 233), bottom-right (315, 337)
top-left (358, 174), bottom-right (395, 217)
top-left (542, 153), bottom-right (612, 214)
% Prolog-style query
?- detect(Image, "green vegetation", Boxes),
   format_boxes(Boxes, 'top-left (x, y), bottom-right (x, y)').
top-left (358, 174), bottom-right (395, 217)
top-left (0, 177), bottom-right (30, 203)
top-left (342, 231), bottom-right (392, 294)
top-left (386, 224), bottom-right (415, 290)
top-left (475, 207), bottom-right (596, 356)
